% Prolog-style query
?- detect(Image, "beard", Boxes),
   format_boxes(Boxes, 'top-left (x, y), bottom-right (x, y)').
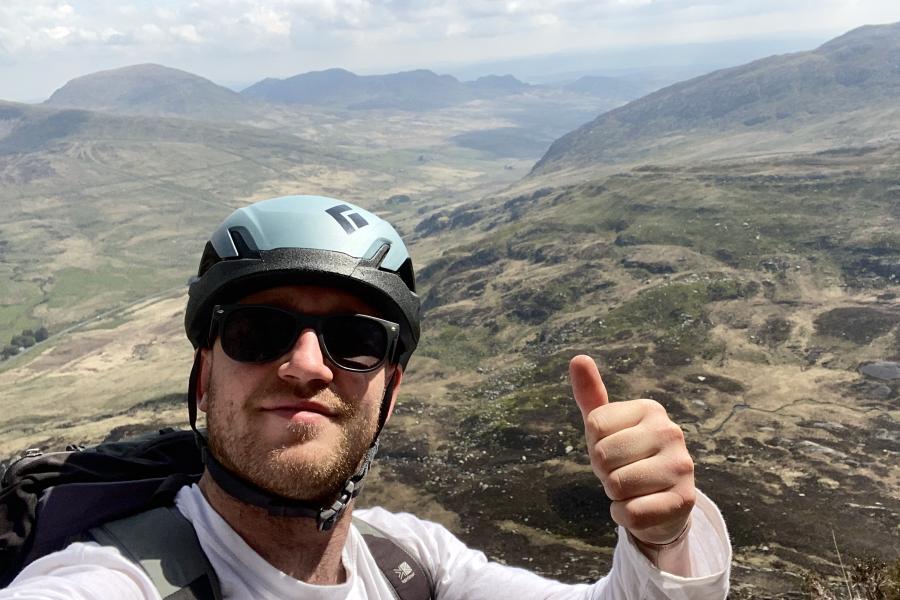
top-left (205, 374), bottom-right (380, 505)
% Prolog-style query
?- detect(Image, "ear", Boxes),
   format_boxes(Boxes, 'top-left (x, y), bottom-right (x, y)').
top-left (382, 366), bottom-right (403, 423)
top-left (197, 347), bottom-right (213, 413)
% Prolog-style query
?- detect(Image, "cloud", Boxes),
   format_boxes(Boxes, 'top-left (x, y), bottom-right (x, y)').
top-left (3, 0), bottom-right (900, 101)
top-left (2, 0), bottom-right (897, 58)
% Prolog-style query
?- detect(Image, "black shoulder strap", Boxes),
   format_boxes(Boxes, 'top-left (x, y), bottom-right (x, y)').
top-left (88, 507), bottom-right (221, 600)
top-left (353, 516), bottom-right (435, 600)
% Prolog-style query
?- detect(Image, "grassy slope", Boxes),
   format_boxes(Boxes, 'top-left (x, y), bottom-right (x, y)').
top-left (0, 103), bottom-right (343, 346)
top-left (396, 144), bottom-right (899, 595)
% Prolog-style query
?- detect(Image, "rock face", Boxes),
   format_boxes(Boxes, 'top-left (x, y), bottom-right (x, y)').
top-left (859, 361), bottom-right (900, 380)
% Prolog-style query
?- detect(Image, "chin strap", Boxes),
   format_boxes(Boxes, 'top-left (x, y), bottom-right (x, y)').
top-left (187, 350), bottom-right (397, 531)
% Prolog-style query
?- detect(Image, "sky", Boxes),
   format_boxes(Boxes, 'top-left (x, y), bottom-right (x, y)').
top-left (2, 0), bottom-right (900, 102)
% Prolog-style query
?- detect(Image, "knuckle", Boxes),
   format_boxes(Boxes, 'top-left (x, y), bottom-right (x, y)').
top-left (604, 470), bottom-right (626, 500)
top-left (659, 422), bottom-right (685, 445)
top-left (673, 455), bottom-right (695, 477)
top-left (639, 398), bottom-right (665, 417)
top-left (592, 440), bottom-right (610, 469)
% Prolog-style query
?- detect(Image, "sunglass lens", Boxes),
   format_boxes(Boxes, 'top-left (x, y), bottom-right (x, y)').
top-left (322, 316), bottom-right (387, 370)
top-left (221, 306), bottom-right (296, 362)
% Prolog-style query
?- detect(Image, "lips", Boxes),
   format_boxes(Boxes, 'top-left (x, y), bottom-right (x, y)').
top-left (262, 400), bottom-right (338, 419)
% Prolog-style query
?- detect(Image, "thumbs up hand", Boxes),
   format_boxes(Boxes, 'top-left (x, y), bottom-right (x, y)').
top-left (570, 355), bottom-right (695, 545)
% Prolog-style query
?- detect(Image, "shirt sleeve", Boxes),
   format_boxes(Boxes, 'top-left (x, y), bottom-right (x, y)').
top-left (356, 489), bottom-right (731, 600)
top-left (0, 542), bottom-right (161, 600)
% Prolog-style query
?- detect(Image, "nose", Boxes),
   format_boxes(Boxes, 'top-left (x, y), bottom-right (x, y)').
top-left (277, 328), bottom-right (334, 384)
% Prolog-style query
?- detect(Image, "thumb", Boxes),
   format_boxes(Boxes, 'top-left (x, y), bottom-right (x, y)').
top-left (569, 355), bottom-right (610, 419)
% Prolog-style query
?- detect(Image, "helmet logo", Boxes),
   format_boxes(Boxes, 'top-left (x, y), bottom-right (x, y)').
top-left (326, 204), bottom-right (370, 234)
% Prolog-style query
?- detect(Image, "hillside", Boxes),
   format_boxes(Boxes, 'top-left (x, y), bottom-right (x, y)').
top-left (532, 21), bottom-right (900, 179)
top-left (0, 96), bottom-right (538, 362)
top-left (0, 100), bottom-right (353, 351)
top-left (44, 64), bottom-right (260, 121)
top-left (401, 144), bottom-right (900, 596)
top-left (242, 68), bottom-right (532, 110)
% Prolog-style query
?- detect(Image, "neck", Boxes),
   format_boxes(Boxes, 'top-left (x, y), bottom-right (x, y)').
top-left (198, 471), bottom-right (351, 584)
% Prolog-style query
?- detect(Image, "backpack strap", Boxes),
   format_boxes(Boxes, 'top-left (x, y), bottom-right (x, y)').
top-left (88, 508), bottom-right (432, 600)
top-left (353, 516), bottom-right (435, 600)
top-left (88, 507), bottom-right (222, 600)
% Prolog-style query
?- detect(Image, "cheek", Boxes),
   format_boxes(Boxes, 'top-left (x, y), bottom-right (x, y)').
top-left (208, 359), bottom-right (263, 407)
top-left (339, 373), bottom-right (386, 409)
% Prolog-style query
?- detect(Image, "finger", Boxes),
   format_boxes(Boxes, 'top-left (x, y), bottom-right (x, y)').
top-left (584, 399), bottom-right (649, 445)
top-left (570, 355), bottom-right (609, 419)
top-left (609, 488), bottom-right (696, 544)
top-left (601, 454), bottom-right (694, 501)
top-left (592, 426), bottom-right (663, 475)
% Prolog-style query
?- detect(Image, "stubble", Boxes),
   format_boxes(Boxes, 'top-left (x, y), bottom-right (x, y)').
top-left (206, 374), bottom-right (379, 504)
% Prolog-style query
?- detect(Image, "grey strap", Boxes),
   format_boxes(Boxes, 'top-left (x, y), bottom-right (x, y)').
top-left (89, 507), bottom-right (222, 600)
top-left (353, 516), bottom-right (435, 600)
top-left (88, 508), bottom-right (431, 600)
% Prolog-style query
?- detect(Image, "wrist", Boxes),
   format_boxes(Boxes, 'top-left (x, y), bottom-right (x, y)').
top-left (629, 517), bottom-right (693, 575)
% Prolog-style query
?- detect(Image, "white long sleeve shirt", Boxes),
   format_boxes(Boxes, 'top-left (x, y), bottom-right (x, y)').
top-left (2, 485), bottom-right (731, 599)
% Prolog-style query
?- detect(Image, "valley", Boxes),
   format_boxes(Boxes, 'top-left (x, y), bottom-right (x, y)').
top-left (1, 22), bottom-right (899, 599)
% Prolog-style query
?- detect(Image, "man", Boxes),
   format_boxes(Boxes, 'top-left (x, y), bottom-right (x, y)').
top-left (2, 195), bottom-right (730, 598)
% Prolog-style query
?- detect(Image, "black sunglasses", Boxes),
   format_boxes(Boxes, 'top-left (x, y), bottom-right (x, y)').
top-left (209, 304), bottom-right (400, 372)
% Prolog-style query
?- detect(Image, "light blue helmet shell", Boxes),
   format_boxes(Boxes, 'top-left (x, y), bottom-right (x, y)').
top-left (208, 195), bottom-right (410, 271)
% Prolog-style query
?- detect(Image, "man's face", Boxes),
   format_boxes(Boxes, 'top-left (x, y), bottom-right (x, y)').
top-left (197, 284), bottom-right (400, 504)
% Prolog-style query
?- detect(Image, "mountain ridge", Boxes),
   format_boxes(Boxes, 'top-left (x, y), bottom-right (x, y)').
top-left (531, 21), bottom-right (900, 178)
top-left (241, 68), bottom-right (532, 110)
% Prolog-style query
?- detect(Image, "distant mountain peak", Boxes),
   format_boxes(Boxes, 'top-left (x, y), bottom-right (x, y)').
top-left (242, 67), bottom-right (529, 110)
top-left (818, 20), bottom-right (900, 50)
top-left (44, 63), bottom-right (256, 122)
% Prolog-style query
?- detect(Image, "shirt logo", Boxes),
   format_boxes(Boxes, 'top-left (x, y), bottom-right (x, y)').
top-left (326, 204), bottom-right (370, 234)
top-left (393, 561), bottom-right (415, 584)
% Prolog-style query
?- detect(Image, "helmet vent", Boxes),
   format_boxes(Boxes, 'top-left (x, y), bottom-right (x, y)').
top-left (197, 242), bottom-right (221, 277)
top-left (362, 243), bottom-right (390, 268)
top-left (396, 257), bottom-right (416, 293)
top-left (229, 227), bottom-right (261, 259)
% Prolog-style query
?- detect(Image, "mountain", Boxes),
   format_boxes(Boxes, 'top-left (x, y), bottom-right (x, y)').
top-left (44, 64), bottom-right (259, 121)
top-left (242, 68), bottom-right (531, 110)
top-left (468, 74), bottom-right (531, 97)
top-left (532, 21), bottom-right (900, 178)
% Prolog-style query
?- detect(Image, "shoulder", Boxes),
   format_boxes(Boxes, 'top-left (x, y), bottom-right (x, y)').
top-left (2, 542), bottom-right (160, 600)
top-left (353, 506), bottom-right (459, 546)
top-left (352, 506), bottom-right (481, 579)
